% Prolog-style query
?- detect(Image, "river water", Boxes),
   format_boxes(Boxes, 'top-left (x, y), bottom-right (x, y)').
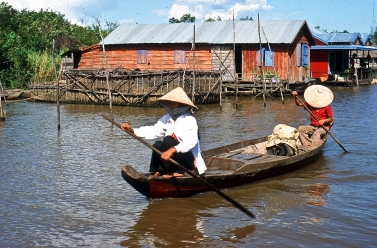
top-left (0, 85), bottom-right (376, 247)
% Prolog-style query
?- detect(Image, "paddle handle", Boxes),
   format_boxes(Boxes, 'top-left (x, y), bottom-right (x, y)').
top-left (294, 96), bottom-right (348, 153)
top-left (101, 114), bottom-right (256, 219)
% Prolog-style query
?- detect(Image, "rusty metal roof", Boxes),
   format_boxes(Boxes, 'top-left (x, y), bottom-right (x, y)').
top-left (103, 20), bottom-right (310, 45)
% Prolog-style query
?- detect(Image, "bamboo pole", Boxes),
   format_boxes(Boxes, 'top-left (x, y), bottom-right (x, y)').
top-left (261, 27), bottom-right (284, 104)
top-left (192, 24), bottom-right (196, 104)
top-left (97, 19), bottom-right (113, 117)
top-left (258, 14), bottom-right (267, 108)
top-left (52, 39), bottom-right (61, 130)
top-left (233, 10), bottom-right (239, 108)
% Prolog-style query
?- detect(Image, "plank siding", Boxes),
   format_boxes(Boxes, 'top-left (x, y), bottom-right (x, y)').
top-left (241, 44), bottom-right (299, 82)
top-left (78, 44), bottom-right (213, 71)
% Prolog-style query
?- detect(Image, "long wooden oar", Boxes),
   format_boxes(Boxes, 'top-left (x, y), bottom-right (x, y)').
top-left (295, 96), bottom-right (348, 153)
top-left (101, 114), bottom-right (255, 219)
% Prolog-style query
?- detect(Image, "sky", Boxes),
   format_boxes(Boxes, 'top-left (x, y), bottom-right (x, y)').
top-left (5, 0), bottom-right (377, 34)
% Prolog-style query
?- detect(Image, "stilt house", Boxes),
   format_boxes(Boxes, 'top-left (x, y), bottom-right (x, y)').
top-left (310, 28), bottom-right (377, 83)
top-left (74, 20), bottom-right (315, 84)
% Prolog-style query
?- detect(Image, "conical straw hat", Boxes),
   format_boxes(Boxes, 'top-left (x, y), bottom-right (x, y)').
top-left (158, 87), bottom-right (198, 109)
top-left (304, 85), bottom-right (334, 108)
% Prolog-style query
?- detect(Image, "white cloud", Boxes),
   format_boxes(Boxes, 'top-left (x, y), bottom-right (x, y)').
top-left (169, 4), bottom-right (191, 19)
top-left (5, 0), bottom-right (95, 24)
top-left (167, 0), bottom-right (273, 21)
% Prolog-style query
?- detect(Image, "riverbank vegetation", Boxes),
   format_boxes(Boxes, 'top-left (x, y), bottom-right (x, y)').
top-left (0, 2), bottom-right (118, 89)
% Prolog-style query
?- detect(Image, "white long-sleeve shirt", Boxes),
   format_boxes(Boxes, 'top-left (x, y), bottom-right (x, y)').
top-left (133, 112), bottom-right (207, 174)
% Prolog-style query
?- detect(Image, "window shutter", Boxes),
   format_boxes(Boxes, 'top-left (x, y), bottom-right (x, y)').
top-left (174, 50), bottom-right (186, 64)
top-left (264, 48), bottom-right (273, 66)
top-left (296, 43), bottom-right (301, 66)
top-left (257, 48), bottom-right (265, 66)
top-left (301, 44), bottom-right (309, 66)
top-left (137, 50), bottom-right (148, 64)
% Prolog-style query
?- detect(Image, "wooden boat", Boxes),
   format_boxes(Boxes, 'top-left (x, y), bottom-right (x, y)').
top-left (3, 89), bottom-right (23, 100)
top-left (121, 135), bottom-right (327, 198)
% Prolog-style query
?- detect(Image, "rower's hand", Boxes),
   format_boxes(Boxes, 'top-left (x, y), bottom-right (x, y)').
top-left (161, 147), bottom-right (177, 160)
top-left (120, 123), bottom-right (133, 133)
top-left (318, 119), bottom-right (327, 125)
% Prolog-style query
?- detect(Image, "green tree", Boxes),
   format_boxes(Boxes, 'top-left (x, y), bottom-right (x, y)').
top-left (180, 13), bottom-right (195, 23)
top-left (0, 2), bottom-right (119, 88)
top-left (169, 17), bottom-right (180, 23)
top-left (205, 16), bottom-right (222, 22)
top-left (240, 16), bottom-right (253, 21)
top-left (169, 13), bottom-right (195, 23)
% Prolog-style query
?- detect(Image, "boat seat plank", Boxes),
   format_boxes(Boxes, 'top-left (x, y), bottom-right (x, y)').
top-left (204, 169), bottom-right (235, 175)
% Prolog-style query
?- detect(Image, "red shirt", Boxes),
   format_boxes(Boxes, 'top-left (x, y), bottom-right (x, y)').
top-left (304, 102), bottom-right (333, 128)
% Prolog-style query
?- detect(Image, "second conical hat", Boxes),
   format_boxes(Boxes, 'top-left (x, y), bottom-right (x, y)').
top-left (158, 87), bottom-right (198, 109)
top-left (304, 85), bottom-right (334, 108)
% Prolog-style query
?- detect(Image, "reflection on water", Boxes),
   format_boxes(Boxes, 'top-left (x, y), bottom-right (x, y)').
top-left (1, 86), bottom-right (377, 247)
top-left (304, 183), bottom-right (329, 207)
top-left (121, 198), bottom-right (207, 247)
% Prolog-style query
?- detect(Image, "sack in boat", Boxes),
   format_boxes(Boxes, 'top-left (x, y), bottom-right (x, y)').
top-left (266, 124), bottom-right (299, 155)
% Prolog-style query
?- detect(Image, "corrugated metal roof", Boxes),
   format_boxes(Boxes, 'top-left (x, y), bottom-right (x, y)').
top-left (311, 45), bottom-right (377, 51)
top-left (309, 27), bottom-right (328, 44)
top-left (310, 27), bottom-right (375, 46)
top-left (360, 33), bottom-right (373, 45)
top-left (311, 32), bottom-right (360, 44)
top-left (102, 20), bottom-right (309, 45)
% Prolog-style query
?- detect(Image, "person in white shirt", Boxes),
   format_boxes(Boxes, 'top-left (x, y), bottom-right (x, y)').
top-left (120, 87), bottom-right (206, 178)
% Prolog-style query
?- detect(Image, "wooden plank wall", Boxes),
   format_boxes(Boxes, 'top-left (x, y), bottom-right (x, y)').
top-left (78, 44), bottom-right (213, 71)
top-left (242, 44), bottom-right (292, 82)
top-left (241, 41), bottom-right (311, 84)
top-left (211, 45), bottom-right (234, 81)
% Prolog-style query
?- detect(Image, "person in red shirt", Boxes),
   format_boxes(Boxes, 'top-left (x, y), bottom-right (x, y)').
top-left (292, 85), bottom-right (334, 147)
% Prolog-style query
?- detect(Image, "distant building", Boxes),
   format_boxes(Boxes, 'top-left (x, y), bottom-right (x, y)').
top-left (309, 28), bottom-right (377, 82)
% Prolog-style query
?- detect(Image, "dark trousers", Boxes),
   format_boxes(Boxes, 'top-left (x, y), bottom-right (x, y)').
top-left (150, 136), bottom-right (195, 174)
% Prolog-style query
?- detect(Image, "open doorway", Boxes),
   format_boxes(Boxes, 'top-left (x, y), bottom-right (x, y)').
top-left (235, 44), bottom-right (242, 78)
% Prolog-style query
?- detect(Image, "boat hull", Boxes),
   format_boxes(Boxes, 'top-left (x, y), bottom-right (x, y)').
top-left (121, 136), bottom-right (326, 198)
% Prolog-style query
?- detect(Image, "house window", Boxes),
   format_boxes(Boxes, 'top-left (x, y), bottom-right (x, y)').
top-left (137, 50), bottom-right (148, 64)
top-left (174, 50), bottom-right (186, 64)
top-left (296, 43), bottom-right (309, 66)
top-left (301, 44), bottom-right (309, 66)
top-left (257, 47), bottom-right (274, 66)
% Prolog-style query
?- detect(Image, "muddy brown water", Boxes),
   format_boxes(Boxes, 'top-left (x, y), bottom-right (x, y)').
top-left (1, 85), bottom-right (376, 247)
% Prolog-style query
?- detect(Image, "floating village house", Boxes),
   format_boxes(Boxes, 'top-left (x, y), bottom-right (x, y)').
top-left (309, 28), bottom-right (377, 84)
top-left (31, 20), bottom-right (316, 105)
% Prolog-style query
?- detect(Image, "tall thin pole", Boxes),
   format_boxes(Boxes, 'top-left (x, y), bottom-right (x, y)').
top-left (261, 26), bottom-right (284, 104)
top-left (258, 14), bottom-right (266, 107)
top-left (97, 19), bottom-right (113, 117)
top-left (52, 39), bottom-right (61, 130)
top-left (192, 24), bottom-right (196, 104)
top-left (233, 10), bottom-right (240, 108)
